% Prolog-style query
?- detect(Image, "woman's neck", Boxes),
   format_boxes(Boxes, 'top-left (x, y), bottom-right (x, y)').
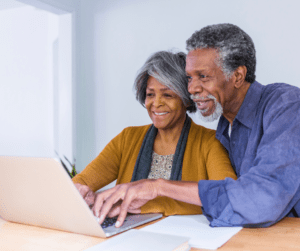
top-left (153, 118), bottom-right (186, 155)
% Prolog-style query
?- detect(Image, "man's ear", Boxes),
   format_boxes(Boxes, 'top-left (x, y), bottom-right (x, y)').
top-left (233, 66), bottom-right (247, 89)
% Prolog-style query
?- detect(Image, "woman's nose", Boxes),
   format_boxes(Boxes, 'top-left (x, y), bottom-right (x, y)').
top-left (153, 96), bottom-right (163, 107)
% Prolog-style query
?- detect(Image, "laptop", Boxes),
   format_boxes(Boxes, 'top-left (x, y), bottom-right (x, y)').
top-left (0, 156), bottom-right (162, 237)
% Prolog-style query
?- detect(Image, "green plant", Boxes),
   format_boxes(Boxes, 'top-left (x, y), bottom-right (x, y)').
top-left (64, 156), bottom-right (78, 178)
top-left (55, 151), bottom-right (77, 178)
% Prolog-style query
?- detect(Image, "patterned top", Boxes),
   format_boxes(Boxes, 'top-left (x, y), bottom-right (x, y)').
top-left (147, 152), bottom-right (174, 180)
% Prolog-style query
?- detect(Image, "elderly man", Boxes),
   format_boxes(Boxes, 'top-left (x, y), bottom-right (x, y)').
top-left (93, 24), bottom-right (300, 228)
top-left (185, 23), bottom-right (300, 227)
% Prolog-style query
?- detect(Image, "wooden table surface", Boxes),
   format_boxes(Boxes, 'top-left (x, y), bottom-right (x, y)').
top-left (193, 217), bottom-right (300, 251)
top-left (0, 217), bottom-right (299, 250)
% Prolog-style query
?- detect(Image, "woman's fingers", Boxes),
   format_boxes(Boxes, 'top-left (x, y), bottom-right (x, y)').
top-left (74, 183), bottom-right (95, 205)
top-left (74, 183), bottom-right (89, 197)
top-left (85, 190), bottom-right (95, 206)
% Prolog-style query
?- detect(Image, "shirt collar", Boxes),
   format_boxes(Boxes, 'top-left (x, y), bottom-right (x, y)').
top-left (235, 81), bottom-right (264, 129)
top-left (216, 81), bottom-right (264, 139)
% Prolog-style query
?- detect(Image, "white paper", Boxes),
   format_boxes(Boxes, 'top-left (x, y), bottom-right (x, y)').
top-left (141, 215), bottom-right (242, 250)
top-left (85, 229), bottom-right (190, 251)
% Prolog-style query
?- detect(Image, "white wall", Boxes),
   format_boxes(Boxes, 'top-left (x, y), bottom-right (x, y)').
top-left (74, 0), bottom-right (300, 171)
top-left (74, 1), bottom-right (98, 171)
top-left (55, 13), bottom-right (74, 164)
top-left (0, 0), bottom-right (74, 170)
top-left (0, 5), bottom-right (58, 157)
top-left (4, 0), bottom-right (300, 173)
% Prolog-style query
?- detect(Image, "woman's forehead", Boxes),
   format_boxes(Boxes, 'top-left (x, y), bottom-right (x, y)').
top-left (146, 76), bottom-right (169, 90)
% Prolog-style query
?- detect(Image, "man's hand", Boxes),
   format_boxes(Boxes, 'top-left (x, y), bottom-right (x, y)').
top-left (74, 183), bottom-right (95, 207)
top-left (92, 179), bottom-right (158, 227)
top-left (92, 179), bottom-right (201, 228)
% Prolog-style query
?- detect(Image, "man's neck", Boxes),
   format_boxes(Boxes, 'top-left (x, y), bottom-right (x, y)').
top-left (223, 81), bottom-right (251, 125)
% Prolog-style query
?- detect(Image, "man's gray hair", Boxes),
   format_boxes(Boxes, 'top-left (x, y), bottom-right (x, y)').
top-left (134, 51), bottom-right (196, 113)
top-left (186, 23), bottom-right (256, 83)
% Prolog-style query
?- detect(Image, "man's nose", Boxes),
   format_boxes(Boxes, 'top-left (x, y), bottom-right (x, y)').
top-left (188, 80), bottom-right (203, 95)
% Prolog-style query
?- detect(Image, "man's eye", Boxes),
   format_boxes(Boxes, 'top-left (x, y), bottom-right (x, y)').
top-left (199, 74), bottom-right (207, 79)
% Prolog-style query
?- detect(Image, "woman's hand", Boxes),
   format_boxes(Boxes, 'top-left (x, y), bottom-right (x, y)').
top-left (74, 183), bottom-right (95, 207)
top-left (92, 179), bottom-right (158, 227)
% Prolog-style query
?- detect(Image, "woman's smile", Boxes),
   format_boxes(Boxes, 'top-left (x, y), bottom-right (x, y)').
top-left (153, 111), bottom-right (169, 116)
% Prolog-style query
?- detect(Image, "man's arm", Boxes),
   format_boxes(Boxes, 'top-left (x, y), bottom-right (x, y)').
top-left (93, 179), bottom-right (201, 227)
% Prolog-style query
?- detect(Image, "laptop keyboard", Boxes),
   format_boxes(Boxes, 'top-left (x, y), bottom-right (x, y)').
top-left (100, 216), bottom-right (130, 229)
top-left (101, 217), bottom-right (118, 228)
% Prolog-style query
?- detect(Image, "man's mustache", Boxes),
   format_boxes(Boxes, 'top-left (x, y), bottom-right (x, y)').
top-left (190, 94), bottom-right (217, 100)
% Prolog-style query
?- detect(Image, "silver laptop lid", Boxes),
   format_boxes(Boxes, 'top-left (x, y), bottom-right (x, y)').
top-left (0, 156), bottom-right (106, 237)
top-left (0, 156), bottom-right (163, 238)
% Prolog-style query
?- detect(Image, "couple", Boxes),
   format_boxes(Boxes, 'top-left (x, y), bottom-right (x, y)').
top-left (73, 23), bottom-right (300, 228)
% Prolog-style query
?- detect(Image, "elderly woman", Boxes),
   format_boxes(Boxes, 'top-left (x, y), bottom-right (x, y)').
top-left (72, 51), bottom-right (236, 225)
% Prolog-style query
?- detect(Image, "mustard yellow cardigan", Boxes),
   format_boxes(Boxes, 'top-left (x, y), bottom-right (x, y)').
top-left (72, 120), bottom-right (237, 215)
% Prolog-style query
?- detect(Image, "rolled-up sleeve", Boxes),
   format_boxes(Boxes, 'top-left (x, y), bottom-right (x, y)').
top-left (198, 179), bottom-right (232, 225)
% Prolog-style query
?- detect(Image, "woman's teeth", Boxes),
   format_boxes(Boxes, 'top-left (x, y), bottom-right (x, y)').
top-left (154, 112), bottom-right (168, 115)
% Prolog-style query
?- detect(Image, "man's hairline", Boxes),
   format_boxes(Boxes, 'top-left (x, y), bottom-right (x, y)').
top-left (186, 47), bottom-right (233, 81)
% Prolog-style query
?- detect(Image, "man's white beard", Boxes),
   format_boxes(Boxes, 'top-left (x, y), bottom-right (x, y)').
top-left (192, 94), bottom-right (223, 122)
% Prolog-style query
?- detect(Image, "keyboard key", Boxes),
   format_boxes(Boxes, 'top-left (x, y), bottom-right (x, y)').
top-left (101, 217), bottom-right (118, 228)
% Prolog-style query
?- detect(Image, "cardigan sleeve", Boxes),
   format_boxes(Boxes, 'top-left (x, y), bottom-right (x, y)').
top-left (72, 129), bottom-right (125, 192)
top-left (141, 197), bottom-right (202, 215)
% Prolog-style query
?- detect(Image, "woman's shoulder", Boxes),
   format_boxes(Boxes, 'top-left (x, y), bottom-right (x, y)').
top-left (189, 119), bottom-right (216, 138)
top-left (119, 124), bottom-right (152, 139)
top-left (188, 119), bottom-right (224, 152)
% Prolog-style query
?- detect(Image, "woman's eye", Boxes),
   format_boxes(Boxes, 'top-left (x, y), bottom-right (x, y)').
top-left (164, 93), bottom-right (172, 97)
top-left (200, 74), bottom-right (207, 79)
top-left (146, 93), bottom-right (154, 97)
top-left (186, 76), bottom-right (192, 82)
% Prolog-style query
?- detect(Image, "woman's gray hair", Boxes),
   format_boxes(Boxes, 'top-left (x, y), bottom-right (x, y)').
top-left (134, 51), bottom-right (196, 113)
top-left (186, 23), bottom-right (256, 83)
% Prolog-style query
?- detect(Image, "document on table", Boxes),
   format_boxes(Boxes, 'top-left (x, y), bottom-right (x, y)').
top-left (85, 229), bottom-right (190, 251)
top-left (141, 215), bottom-right (242, 250)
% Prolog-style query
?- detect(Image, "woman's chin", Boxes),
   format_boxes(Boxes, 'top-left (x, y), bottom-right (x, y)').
top-left (153, 123), bottom-right (167, 130)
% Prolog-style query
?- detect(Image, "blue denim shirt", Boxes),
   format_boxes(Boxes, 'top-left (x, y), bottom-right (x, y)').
top-left (198, 81), bottom-right (300, 227)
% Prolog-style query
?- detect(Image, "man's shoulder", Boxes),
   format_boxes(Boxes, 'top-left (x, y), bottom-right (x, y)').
top-left (257, 83), bottom-right (300, 124)
top-left (254, 83), bottom-right (300, 113)
top-left (263, 83), bottom-right (300, 102)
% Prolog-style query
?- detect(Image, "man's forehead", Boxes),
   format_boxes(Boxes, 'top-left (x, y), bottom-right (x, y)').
top-left (186, 48), bottom-right (219, 71)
